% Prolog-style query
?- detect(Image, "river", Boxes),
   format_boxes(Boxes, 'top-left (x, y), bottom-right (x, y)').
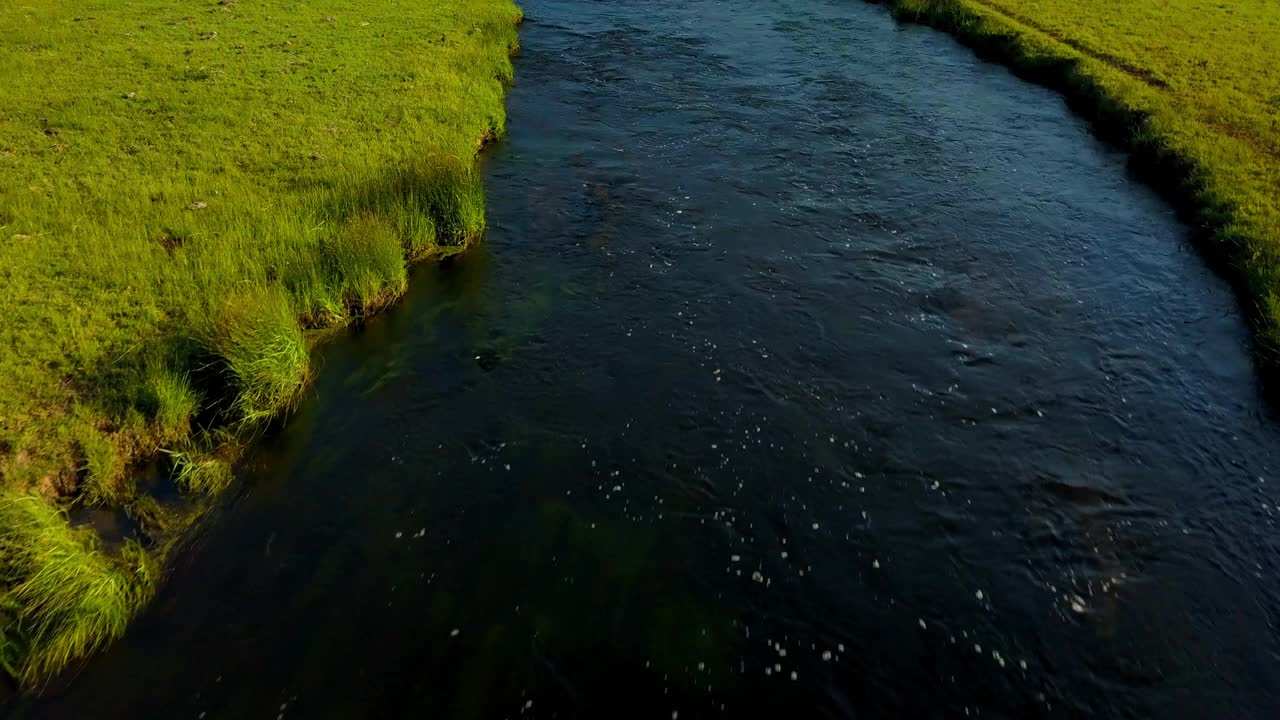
top-left (13, 0), bottom-right (1280, 717)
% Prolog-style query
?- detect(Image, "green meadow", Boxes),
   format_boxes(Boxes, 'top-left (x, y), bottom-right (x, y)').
top-left (0, 0), bottom-right (520, 684)
top-left (885, 0), bottom-right (1280, 350)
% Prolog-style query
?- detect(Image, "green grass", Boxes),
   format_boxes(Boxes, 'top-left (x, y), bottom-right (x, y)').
top-left (143, 365), bottom-right (202, 438)
top-left (880, 0), bottom-right (1280, 352)
top-left (0, 493), bottom-right (156, 686)
top-left (0, 0), bottom-right (521, 685)
top-left (77, 426), bottom-right (130, 507)
top-left (201, 285), bottom-right (312, 425)
top-left (163, 448), bottom-right (233, 496)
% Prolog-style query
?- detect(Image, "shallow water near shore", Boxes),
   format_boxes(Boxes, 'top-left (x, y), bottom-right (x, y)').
top-left (11, 0), bottom-right (1280, 716)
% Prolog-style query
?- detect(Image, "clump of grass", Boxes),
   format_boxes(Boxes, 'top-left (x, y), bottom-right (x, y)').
top-left (335, 156), bottom-right (489, 261)
top-left (0, 492), bottom-right (155, 686)
top-left (327, 211), bottom-right (409, 313)
top-left (163, 449), bottom-right (233, 496)
top-left (77, 428), bottom-right (132, 506)
top-left (144, 366), bottom-right (202, 437)
top-left (409, 156), bottom-right (489, 252)
top-left (123, 495), bottom-right (185, 540)
top-left (287, 264), bottom-right (349, 329)
top-left (202, 287), bottom-right (311, 426)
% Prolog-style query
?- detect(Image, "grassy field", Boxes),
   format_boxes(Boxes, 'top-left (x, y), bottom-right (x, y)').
top-left (884, 0), bottom-right (1280, 350)
top-left (0, 0), bottom-right (520, 685)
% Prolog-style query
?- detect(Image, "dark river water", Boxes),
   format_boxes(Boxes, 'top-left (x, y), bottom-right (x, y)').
top-left (14, 0), bottom-right (1280, 717)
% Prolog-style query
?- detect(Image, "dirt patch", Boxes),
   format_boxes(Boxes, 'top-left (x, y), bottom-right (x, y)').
top-left (35, 469), bottom-right (79, 501)
top-left (159, 232), bottom-right (185, 254)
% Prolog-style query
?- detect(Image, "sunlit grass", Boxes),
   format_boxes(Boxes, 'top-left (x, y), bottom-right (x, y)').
top-left (0, 0), bottom-right (520, 684)
top-left (200, 286), bottom-right (311, 426)
top-left (885, 0), bottom-right (1280, 351)
top-left (77, 428), bottom-right (130, 507)
top-left (144, 365), bottom-right (202, 439)
top-left (0, 493), bottom-right (156, 686)
top-left (0, 0), bottom-right (521, 476)
top-left (324, 211), bottom-right (409, 314)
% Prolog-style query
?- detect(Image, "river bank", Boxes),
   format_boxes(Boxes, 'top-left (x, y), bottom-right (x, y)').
top-left (0, 0), bottom-right (520, 686)
top-left (876, 0), bottom-right (1280, 359)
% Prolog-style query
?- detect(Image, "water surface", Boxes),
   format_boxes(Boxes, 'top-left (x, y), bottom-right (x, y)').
top-left (17, 0), bottom-right (1280, 717)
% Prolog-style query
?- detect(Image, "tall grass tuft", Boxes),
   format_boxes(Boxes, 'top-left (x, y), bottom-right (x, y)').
top-left (201, 287), bottom-right (311, 426)
top-left (77, 429), bottom-right (131, 506)
top-left (145, 366), bottom-right (202, 437)
top-left (0, 493), bottom-right (155, 685)
top-left (163, 449), bottom-right (234, 496)
top-left (412, 155), bottom-right (489, 250)
top-left (335, 157), bottom-right (488, 261)
top-left (286, 262), bottom-right (349, 329)
top-left (326, 212), bottom-right (409, 313)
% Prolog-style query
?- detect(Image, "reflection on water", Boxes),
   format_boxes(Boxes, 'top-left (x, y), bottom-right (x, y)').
top-left (13, 0), bottom-right (1280, 717)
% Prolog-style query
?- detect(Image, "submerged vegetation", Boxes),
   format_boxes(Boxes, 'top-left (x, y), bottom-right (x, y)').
top-left (878, 0), bottom-right (1280, 352)
top-left (0, 0), bottom-right (520, 685)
